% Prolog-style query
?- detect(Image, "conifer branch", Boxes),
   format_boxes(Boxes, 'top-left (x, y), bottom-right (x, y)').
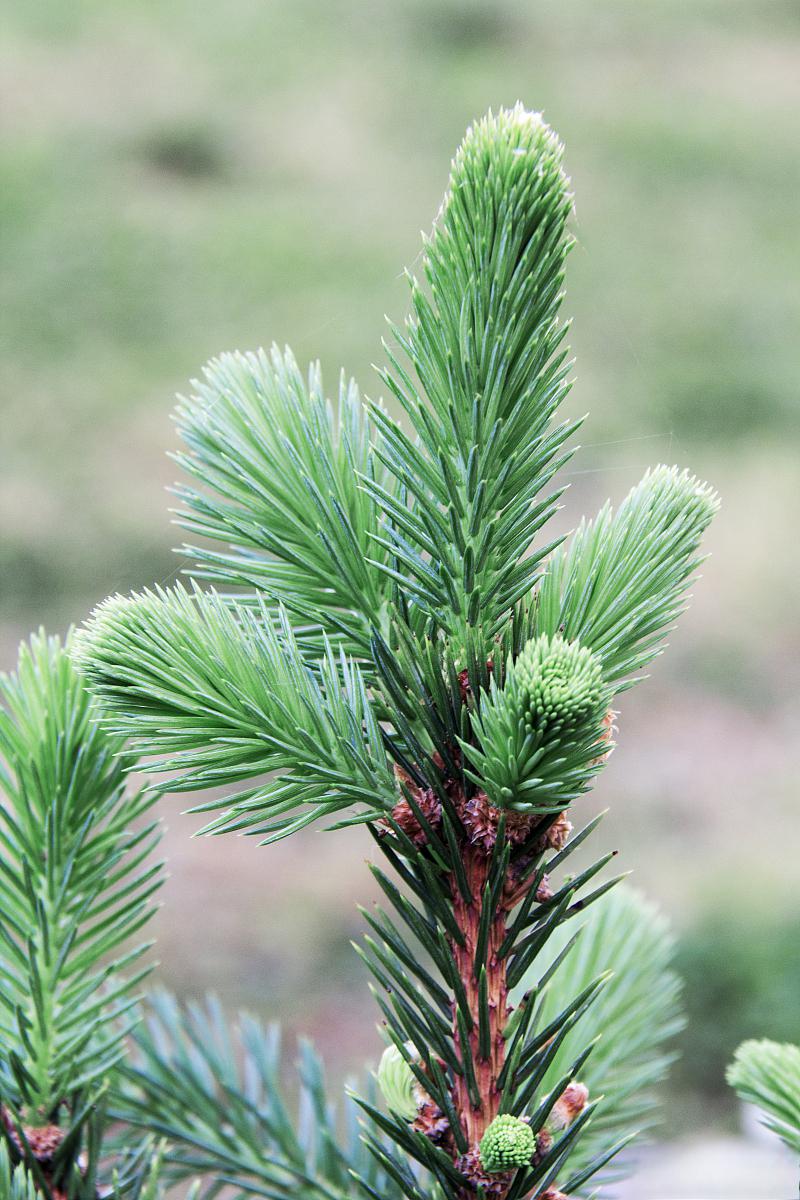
top-left (173, 346), bottom-right (393, 656)
top-left (0, 633), bottom-right (164, 1198)
top-left (73, 104), bottom-right (719, 1200)
top-left (536, 465), bottom-right (719, 687)
top-left (0, 633), bottom-right (162, 1116)
top-left (727, 1040), bottom-right (800, 1159)
top-left (365, 105), bottom-right (578, 649)
top-left (75, 586), bottom-right (396, 842)
top-left (114, 993), bottom-right (404, 1200)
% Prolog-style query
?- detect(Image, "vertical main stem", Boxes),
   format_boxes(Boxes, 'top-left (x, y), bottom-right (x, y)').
top-left (450, 840), bottom-right (509, 1153)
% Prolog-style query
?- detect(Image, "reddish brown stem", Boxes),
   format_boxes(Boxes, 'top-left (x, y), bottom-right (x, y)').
top-left (450, 842), bottom-right (509, 1154)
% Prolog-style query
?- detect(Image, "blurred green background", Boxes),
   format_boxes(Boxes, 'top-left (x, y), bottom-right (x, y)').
top-left (1, 1), bottom-right (799, 1192)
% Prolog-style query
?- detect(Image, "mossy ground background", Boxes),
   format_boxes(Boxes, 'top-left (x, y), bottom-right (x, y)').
top-left (1, 2), bottom-right (798, 1194)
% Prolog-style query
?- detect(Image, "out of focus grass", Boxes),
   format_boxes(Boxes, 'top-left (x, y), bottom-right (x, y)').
top-left (1, 0), bottom-right (799, 1131)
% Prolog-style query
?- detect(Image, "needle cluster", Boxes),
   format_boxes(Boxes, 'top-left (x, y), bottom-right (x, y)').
top-left (0, 105), bottom-right (718, 1200)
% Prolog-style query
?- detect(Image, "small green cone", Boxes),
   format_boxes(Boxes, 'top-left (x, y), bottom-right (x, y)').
top-left (463, 632), bottom-right (611, 814)
top-left (478, 1114), bottom-right (535, 1173)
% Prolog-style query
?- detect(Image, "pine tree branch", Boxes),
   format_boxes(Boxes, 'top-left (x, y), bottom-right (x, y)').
top-left (73, 104), bottom-right (721, 1200)
top-left (0, 1132), bottom-right (170, 1200)
top-left (727, 1039), bottom-right (800, 1158)
top-left (528, 886), bottom-right (684, 1193)
top-left (74, 586), bottom-right (397, 843)
top-left (363, 105), bottom-right (578, 649)
top-left (536, 465), bottom-right (719, 687)
top-left (361, 805), bottom-right (621, 1200)
top-left (174, 345), bottom-right (392, 656)
top-left (113, 993), bottom-right (405, 1200)
top-left (0, 633), bottom-right (163, 1124)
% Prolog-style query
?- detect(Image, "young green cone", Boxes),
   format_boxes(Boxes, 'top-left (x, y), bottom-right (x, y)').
top-left (479, 1115), bottom-right (536, 1173)
top-left (463, 633), bottom-right (610, 813)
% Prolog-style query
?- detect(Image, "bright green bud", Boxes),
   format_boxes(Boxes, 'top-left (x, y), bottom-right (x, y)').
top-left (463, 634), bottom-right (610, 813)
top-left (376, 1043), bottom-right (417, 1119)
top-left (479, 1114), bottom-right (535, 1173)
top-left (634, 463), bottom-right (718, 525)
top-left (513, 635), bottom-right (604, 733)
top-left (536, 464), bottom-right (719, 684)
top-left (447, 105), bottom-right (570, 236)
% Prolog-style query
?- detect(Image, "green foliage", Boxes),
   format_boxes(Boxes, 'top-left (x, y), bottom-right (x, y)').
top-left (727, 1039), bottom-right (800, 1157)
top-left (76, 109), bottom-right (718, 848)
top-left (365, 105), bottom-right (576, 649)
top-left (114, 992), bottom-right (404, 1200)
top-left (463, 634), bottom-right (610, 812)
top-left (0, 1144), bottom-right (39, 1200)
top-left (72, 104), bottom-right (718, 1200)
top-left (74, 586), bottom-right (395, 843)
top-left (355, 809), bottom-right (624, 1200)
top-left (536, 465), bottom-right (719, 687)
top-left (174, 346), bottom-right (391, 655)
top-left (109, 1140), bottom-right (172, 1200)
top-left (528, 885), bottom-right (684, 1193)
top-left (0, 633), bottom-right (162, 1119)
top-left (479, 1116), bottom-right (535, 1173)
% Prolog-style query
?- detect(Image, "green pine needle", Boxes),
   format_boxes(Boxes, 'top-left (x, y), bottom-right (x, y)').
top-left (529, 886), bottom-right (684, 1190)
top-left (727, 1039), bottom-right (800, 1157)
top-left (0, 632), bottom-right (163, 1117)
top-left (73, 584), bottom-right (396, 842)
top-left (174, 345), bottom-right (392, 656)
top-left (537, 465), bottom-right (720, 687)
top-left (115, 992), bottom-right (404, 1200)
top-left (463, 633), bottom-right (610, 812)
top-left (0, 1144), bottom-right (39, 1200)
top-left (366, 105), bottom-right (577, 647)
